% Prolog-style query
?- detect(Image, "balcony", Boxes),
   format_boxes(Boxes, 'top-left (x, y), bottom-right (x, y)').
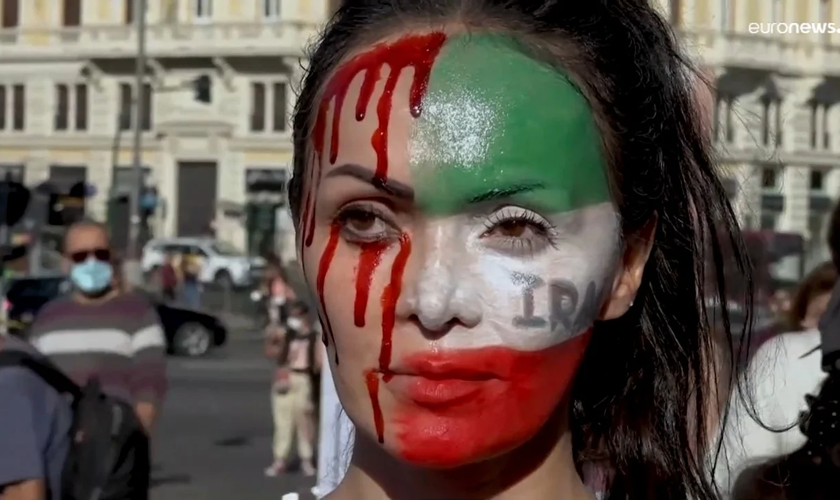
top-left (0, 21), bottom-right (320, 61)
top-left (680, 29), bottom-right (822, 74)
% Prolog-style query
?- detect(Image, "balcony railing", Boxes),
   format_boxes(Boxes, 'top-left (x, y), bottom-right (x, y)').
top-left (0, 21), bottom-right (319, 60)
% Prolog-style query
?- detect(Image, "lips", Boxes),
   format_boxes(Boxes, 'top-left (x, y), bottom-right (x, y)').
top-left (383, 351), bottom-right (508, 408)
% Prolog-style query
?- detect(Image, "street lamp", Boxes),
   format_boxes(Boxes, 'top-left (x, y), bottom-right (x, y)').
top-left (124, 0), bottom-right (148, 286)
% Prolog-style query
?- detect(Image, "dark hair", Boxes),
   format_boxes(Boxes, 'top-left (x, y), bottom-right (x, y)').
top-left (289, 1), bottom-right (750, 498)
top-left (786, 261), bottom-right (837, 331)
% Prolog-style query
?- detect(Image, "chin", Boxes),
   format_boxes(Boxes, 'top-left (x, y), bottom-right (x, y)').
top-left (390, 412), bottom-right (547, 469)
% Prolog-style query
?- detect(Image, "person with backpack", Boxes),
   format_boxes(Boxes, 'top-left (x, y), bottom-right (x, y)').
top-left (0, 334), bottom-right (72, 500)
top-left (264, 301), bottom-right (322, 477)
top-left (0, 333), bottom-right (152, 500)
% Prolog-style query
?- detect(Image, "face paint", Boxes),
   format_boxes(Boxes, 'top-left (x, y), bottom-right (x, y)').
top-left (301, 32), bottom-right (620, 468)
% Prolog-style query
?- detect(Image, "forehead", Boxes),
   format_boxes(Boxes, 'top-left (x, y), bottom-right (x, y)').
top-left (65, 225), bottom-right (108, 249)
top-left (315, 32), bottom-right (609, 214)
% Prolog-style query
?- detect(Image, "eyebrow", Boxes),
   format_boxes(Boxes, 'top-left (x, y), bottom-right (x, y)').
top-left (325, 164), bottom-right (415, 201)
top-left (469, 184), bottom-right (544, 204)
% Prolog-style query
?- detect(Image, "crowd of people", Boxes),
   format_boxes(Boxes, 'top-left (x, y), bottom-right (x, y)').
top-left (5, 1), bottom-right (840, 499)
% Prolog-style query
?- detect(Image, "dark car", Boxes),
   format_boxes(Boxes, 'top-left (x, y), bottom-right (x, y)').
top-left (3, 276), bottom-right (227, 357)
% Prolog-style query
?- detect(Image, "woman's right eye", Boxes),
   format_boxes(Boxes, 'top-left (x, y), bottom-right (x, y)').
top-left (337, 207), bottom-right (395, 243)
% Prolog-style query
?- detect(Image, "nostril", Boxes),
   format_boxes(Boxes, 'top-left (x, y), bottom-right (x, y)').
top-left (408, 314), bottom-right (458, 340)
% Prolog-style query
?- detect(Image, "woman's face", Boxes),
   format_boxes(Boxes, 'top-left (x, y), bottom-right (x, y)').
top-left (801, 291), bottom-right (832, 330)
top-left (299, 32), bottom-right (645, 467)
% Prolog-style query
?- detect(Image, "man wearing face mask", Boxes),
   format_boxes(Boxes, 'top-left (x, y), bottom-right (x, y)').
top-left (264, 301), bottom-right (321, 477)
top-left (27, 220), bottom-right (167, 433)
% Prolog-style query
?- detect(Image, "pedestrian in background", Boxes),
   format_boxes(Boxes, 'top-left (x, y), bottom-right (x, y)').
top-left (179, 249), bottom-right (201, 309)
top-left (159, 252), bottom-right (178, 303)
top-left (28, 220), bottom-right (168, 433)
top-left (264, 301), bottom-right (320, 477)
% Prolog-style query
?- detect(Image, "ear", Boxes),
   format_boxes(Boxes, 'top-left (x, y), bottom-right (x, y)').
top-left (601, 216), bottom-right (657, 320)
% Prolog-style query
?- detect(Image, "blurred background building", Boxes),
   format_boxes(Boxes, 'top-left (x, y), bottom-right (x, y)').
top-left (0, 0), bottom-right (342, 263)
top-left (0, 0), bottom-right (837, 278)
top-left (653, 0), bottom-right (840, 278)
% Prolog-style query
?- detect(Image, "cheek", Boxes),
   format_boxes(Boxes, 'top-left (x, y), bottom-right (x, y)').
top-left (391, 331), bottom-right (591, 467)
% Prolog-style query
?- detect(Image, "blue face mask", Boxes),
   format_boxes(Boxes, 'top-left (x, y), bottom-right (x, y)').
top-left (70, 259), bottom-right (114, 294)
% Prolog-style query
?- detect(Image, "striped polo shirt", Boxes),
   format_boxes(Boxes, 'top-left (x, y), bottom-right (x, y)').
top-left (28, 291), bottom-right (167, 404)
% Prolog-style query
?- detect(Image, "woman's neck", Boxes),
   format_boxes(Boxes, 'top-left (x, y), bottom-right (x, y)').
top-left (332, 409), bottom-right (594, 500)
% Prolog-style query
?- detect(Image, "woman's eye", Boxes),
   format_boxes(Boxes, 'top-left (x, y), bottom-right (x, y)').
top-left (485, 219), bottom-right (541, 239)
top-left (337, 207), bottom-right (395, 242)
top-left (345, 211), bottom-right (378, 232)
top-left (492, 219), bottom-right (530, 238)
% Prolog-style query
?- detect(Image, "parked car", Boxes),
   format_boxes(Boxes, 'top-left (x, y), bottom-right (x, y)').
top-left (141, 237), bottom-right (265, 288)
top-left (3, 275), bottom-right (227, 357)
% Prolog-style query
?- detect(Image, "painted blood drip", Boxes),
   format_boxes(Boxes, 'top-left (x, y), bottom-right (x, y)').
top-left (379, 234), bottom-right (412, 375)
top-left (354, 242), bottom-right (388, 327)
top-left (365, 371), bottom-right (385, 444)
top-left (316, 224), bottom-right (341, 362)
top-left (304, 32), bottom-right (446, 442)
top-left (302, 32), bottom-right (447, 248)
top-left (368, 234), bottom-right (412, 444)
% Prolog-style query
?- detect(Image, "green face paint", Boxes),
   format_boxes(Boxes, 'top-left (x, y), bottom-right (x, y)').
top-left (409, 34), bottom-right (610, 216)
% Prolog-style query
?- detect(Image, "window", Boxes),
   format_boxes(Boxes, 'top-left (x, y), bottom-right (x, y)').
top-left (272, 82), bottom-right (287, 132)
top-left (720, 0), bottom-right (730, 30)
top-left (54, 83), bottom-right (88, 131)
top-left (771, 0), bottom-right (783, 22)
top-left (124, 0), bottom-right (134, 24)
top-left (119, 83), bottom-right (132, 130)
top-left (760, 212), bottom-right (779, 230)
top-left (2, 0), bottom-right (20, 28)
top-left (251, 82), bottom-right (266, 131)
top-left (809, 212), bottom-right (827, 241)
top-left (55, 84), bottom-right (68, 130)
top-left (761, 95), bottom-right (783, 146)
top-left (0, 85), bottom-right (5, 130)
top-left (194, 0), bottom-right (212, 20)
top-left (210, 241), bottom-right (243, 256)
top-left (809, 101), bottom-right (831, 149)
top-left (810, 169), bottom-right (825, 191)
top-left (761, 167), bottom-right (778, 189)
top-left (0, 84), bottom-right (23, 131)
top-left (250, 81), bottom-right (287, 133)
top-left (714, 94), bottom-right (735, 143)
top-left (62, 0), bottom-right (81, 27)
top-left (11, 84), bottom-right (23, 130)
top-left (118, 82), bottom-right (153, 131)
top-left (263, 0), bottom-right (281, 19)
top-left (669, 0), bottom-right (681, 26)
top-left (141, 83), bottom-right (152, 130)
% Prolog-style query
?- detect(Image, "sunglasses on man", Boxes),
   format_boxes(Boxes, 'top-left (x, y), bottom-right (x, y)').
top-left (67, 248), bottom-right (111, 264)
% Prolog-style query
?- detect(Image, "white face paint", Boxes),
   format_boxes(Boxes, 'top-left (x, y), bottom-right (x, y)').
top-left (402, 202), bottom-right (621, 351)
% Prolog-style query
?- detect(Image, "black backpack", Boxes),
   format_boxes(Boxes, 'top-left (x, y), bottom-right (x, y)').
top-left (0, 350), bottom-right (150, 500)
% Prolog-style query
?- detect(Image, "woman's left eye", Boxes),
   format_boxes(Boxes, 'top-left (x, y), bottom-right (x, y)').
top-left (481, 207), bottom-right (555, 254)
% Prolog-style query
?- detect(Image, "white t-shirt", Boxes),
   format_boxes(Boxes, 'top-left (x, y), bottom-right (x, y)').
top-left (313, 346), bottom-right (353, 498)
top-left (716, 328), bottom-right (825, 497)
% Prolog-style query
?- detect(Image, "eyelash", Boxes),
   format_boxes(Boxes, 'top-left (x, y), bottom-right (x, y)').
top-left (481, 207), bottom-right (557, 256)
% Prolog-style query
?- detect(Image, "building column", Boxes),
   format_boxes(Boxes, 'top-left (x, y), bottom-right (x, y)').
top-left (772, 75), bottom-right (824, 153)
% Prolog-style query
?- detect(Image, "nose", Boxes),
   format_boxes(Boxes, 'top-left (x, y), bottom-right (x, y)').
top-left (398, 224), bottom-right (482, 335)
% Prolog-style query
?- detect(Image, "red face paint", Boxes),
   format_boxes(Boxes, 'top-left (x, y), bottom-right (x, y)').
top-left (316, 223), bottom-right (341, 356)
top-left (302, 33), bottom-right (446, 443)
top-left (384, 332), bottom-right (592, 467)
top-left (354, 242), bottom-right (388, 327)
top-left (301, 32), bottom-right (447, 248)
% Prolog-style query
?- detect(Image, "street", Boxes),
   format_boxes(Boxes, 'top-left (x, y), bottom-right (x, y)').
top-left (152, 336), bottom-right (316, 500)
